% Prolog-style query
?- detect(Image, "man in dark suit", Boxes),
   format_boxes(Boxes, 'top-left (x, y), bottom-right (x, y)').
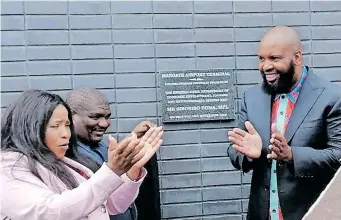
top-left (66, 88), bottom-right (161, 220)
top-left (227, 25), bottom-right (341, 220)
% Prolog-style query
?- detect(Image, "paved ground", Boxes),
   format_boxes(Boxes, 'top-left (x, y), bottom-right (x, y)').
top-left (303, 167), bottom-right (341, 220)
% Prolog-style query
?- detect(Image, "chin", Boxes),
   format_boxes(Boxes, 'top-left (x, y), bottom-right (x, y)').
top-left (90, 137), bottom-right (103, 143)
top-left (267, 80), bottom-right (279, 86)
top-left (55, 153), bottom-right (66, 159)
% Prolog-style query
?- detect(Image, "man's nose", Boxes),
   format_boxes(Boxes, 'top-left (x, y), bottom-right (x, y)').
top-left (98, 117), bottom-right (111, 128)
top-left (263, 60), bottom-right (274, 72)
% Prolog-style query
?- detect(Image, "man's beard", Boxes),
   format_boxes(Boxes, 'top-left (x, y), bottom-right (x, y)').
top-left (261, 61), bottom-right (296, 95)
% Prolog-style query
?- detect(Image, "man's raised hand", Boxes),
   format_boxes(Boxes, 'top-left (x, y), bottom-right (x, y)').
top-left (228, 121), bottom-right (262, 159)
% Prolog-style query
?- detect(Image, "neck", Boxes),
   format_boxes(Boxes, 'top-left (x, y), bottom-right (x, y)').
top-left (290, 66), bottom-right (304, 91)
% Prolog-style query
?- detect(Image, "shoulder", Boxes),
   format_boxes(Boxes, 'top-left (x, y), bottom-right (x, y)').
top-left (322, 80), bottom-right (341, 99)
top-left (243, 84), bottom-right (264, 99)
top-left (310, 72), bottom-right (341, 101)
top-left (1, 151), bottom-right (28, 169)
top-left (0, 151), bottom-right (38, 182)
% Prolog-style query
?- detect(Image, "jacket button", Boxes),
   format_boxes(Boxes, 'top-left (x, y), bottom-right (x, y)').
top-left (101, 204), bottom-right (106, 213)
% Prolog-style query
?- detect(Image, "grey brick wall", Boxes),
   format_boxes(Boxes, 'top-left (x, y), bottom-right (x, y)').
top-left (1, 1), bottom-right (341, 219)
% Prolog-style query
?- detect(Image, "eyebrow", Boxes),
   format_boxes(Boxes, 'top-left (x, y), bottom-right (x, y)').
top-left (89, 112), bottom-right (111, 117)
top-left (50, 119), bottom-right (70, 124)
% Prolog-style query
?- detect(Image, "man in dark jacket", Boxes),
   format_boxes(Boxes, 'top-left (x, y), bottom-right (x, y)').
top-left (227, 26), bottom-right (341, 220)
top-left (66, 88), bottom-right (161, 220)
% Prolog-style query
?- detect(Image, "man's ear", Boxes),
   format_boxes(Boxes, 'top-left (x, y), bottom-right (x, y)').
top-left (293, 50), bottom-right (302, 66)
top-left (71, 111), bottom-right (80, 123)
top-left (72, 112), bottom-right (79, 121)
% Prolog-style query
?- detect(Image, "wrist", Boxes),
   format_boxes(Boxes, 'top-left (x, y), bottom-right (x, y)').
top-left (106, 162), bottom-right (124, 176)
top-left (127, 166), bottom-right (143, 181)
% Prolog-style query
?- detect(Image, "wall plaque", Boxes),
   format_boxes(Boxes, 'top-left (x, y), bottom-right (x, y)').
top-left (160, 69), bottom-right (235, 123)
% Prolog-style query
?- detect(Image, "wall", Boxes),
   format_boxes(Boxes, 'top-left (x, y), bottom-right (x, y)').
top-left (1, 1), bottom-right (341, 219)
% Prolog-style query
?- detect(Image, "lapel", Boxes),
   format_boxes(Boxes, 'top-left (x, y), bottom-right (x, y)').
top-left (253, 88), bottom-right (272, 150)
top-left (257, 93), bottom-right (272, 149)
top-left (284, 70), bottom-right (324, 142)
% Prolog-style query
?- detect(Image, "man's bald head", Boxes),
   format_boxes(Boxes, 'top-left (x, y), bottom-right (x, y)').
top-left (66, 88), bottom-right (111, 144)
top-left (66, 88), bottom-right (108, 113)
top-left (260, 25), bottom-right (302, 52)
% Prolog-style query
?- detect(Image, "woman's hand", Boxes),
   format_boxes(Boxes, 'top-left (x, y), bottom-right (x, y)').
top-left (106, 135), bottom-right (143, 176)
top-left (126, 126), bottom-right (164, 180)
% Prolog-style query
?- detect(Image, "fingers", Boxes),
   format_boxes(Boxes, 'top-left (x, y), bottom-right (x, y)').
top-left (228, 136), bottom-right (244, 147)
top-left (121, 139), bottom-right (140, 158)
top-left (271, 123), bottom-right (281, 135)
top-left (228, 133), bottom-right (244, 142)
top-left (269, 143), bottom-right (281, 153)
top-left (107, 137), bottom-right (136, 175)
top-left (150, 130), bottom-right (164, 147)
top-left (228, 129), bottom-right (245, 141)
top-left (146, 129), bottom-right (159, 144)
top-left (131, 148), bottom-right (146, 164)
top-left (108, 135), bottom-right (118, 151)
top-left (271, 132), bottom-right (286, 143)
top-left (270, 137), bottom-right (282, 148)
top-left (134, 139), bottom-right (163, 168)
top-left (227, 128), bottom-right (246, 149)
top-left (245, 121), bottom-right (258, 135)
top-left (146, 140), bottom-right (161, 157)
top-left (139, 120), bottom-right (153, 127)
top-left (146, 127), bottom-right (163, 145)
top-left (130, 131), bottom-right (138, 140)
top-left (142, 121), bottom-right (154, 129)
top-left (136, 127), bottom-right (156, 149)
top-left (134, 121), bottom-right (154, 134)
top-left (232, 144), bottom-right (248, 155)
top-left (132, 126), bottom-right (164, 163)
top-left (141, 126), bottom-right (163, 143)
top-left (154, 139), bottom-right (163, 150)
top-left (115, 136), bottom-right (132, 152)
top-left (140, 126), bottom-right (156, 142)
top-left (109, 125), bottom-right (164, 171)
top-left (267, 150), bottom-right (278, 159)
top-left (130, 140), bottom-right (144, 158)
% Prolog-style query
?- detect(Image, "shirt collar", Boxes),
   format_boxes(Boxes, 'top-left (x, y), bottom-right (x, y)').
top-left (274, 66), bottom-right (308, 103)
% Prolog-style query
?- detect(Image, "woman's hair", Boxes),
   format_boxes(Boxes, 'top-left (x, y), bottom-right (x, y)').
top-left (1, 90), bottom-right (100, 189)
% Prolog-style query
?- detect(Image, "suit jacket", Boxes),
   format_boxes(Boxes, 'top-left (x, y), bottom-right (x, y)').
top-left (228, 69), bottom-right (341, 220)
top-left (0, 151), bottom-right (146, 220)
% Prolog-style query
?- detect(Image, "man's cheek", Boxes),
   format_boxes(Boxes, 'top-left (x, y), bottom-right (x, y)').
top-left (85, 119), bottom-right (99, 128)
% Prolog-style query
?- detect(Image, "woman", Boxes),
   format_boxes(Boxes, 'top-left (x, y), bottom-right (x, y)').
top-left (1, 90), bottom-right (164, 220)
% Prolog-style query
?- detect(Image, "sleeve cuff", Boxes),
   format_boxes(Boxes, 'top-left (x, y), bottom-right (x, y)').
top-left (88, 163), bottom-right (125, 196)
top-left (121, 168), bottom-right (147, 184)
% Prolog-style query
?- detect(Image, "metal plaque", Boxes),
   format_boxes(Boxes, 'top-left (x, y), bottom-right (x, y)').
top-left (160, 69), bottom-right (235, 123)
